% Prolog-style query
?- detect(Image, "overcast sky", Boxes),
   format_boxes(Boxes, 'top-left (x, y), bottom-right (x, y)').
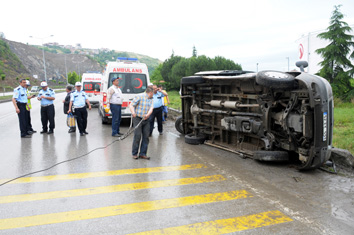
top-left (1, 0), bottom-right (354, 72)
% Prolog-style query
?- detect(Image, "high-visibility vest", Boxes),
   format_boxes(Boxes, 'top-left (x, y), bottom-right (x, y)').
top-left (26, 89), bottom-right (32, 111)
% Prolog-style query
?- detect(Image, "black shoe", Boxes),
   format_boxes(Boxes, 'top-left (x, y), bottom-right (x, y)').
top-left (40, 130), bottom-right (47, 134)
top-left (84, 132), bottom-right (89, 135)
top-left (68, 129), bottom-right (76, 133)
top-left (21, 135), bottom-right (32, 138)
top-left (27, 131), bottom-right (33, 135)
top-left (31, 130), bottom-right (37, 133)
top-left (47, 130), bottom-right (54, 134)
top-left (118, 132), bottom-right (124, 136)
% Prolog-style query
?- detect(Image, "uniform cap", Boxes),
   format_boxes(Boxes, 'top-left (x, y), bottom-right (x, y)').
top-left (112, 77), bottom-right (120, 82)
top-left (40, 81), bottom-right (48, 87)
top-left (26, 80), bottom-right (31, 86)
top-left (75, 82), bottom-right (82, 86)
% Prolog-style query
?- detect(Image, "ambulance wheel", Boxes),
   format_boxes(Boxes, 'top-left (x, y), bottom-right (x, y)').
top-left (102, 116), bottom-right (109, 124)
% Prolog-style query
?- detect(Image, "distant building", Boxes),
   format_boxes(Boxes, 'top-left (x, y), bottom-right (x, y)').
top-left (76, 43), bottom-right (82, 49)
top-left (296, 26), bottom-right (354, 74)
top-left (44, 42), bottom-right (59, 47)
top-left (0, 32), bottom-right (5, 39)
top-left (92, 49), bottom-right (99, 55)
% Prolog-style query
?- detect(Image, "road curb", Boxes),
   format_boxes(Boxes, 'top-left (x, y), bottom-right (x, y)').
top-left (330, 148), bottom-right (354, 171)
top-left (0, 99), bottom-right (11, 103)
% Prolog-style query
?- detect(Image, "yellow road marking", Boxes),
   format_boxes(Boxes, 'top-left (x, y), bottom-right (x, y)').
top-left (0, 175), bottom-right (225, 204)
top-left (0, 164), bottom-right (207, 184)
top-left (0, 190), bottom-right (252, 230)
top-left (129, 210), bottom-right (293, 235)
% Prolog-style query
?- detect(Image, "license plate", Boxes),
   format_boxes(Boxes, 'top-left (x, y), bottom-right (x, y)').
top-left (323, 112), bottom-right (327, 141)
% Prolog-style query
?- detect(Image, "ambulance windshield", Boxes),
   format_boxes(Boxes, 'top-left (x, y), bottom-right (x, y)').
top-left (109, 73), bottom-right (147, 93)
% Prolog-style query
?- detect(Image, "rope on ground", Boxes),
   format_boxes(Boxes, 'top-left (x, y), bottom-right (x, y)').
top-left (0, 118), bottom-right (144, 187)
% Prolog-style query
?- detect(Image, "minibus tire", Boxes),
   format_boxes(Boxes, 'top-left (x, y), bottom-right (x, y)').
top-left (256, 71), bottom-right (295, 89)
top-left (175, 116), bottom-right (184, 134)
top-left (185, 134), bottom-right (206, 145)
top-left (181, 76), bottom-right (205, 85)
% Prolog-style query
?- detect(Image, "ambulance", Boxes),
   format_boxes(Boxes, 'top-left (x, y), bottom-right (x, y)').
top-left (81, 72), bottom-right (102, 105)
top-left (98, 57), bottom-right (150, 124)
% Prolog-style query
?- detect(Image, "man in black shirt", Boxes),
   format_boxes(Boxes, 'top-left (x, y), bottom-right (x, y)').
top-left (63, 85), bottom-right (76, 133)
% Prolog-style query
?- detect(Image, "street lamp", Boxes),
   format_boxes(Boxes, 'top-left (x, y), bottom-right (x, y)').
top-left (286, 57), bottom-right (289, 71)
top-left (29, 35), bottom-right (54, 83)
top-left (256, 63), bottom-right (259, 72)
top-left (72, 57), bottom-right (86, 81)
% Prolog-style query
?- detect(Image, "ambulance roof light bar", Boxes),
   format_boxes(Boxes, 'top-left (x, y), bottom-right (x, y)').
top-left (116, 57), bottom-right (139, 62)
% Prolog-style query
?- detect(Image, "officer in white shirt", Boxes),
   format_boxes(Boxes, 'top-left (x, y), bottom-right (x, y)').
top-left (106, 77), bottom-right (124, 137)
top-left (37, 81), bottom-right (56, 134)
top-left (68, 82), bottom-right (92, 136)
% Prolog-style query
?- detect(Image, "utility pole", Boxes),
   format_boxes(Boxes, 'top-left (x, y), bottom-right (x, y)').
top-left (29, 35), bottom-right (54, 83)
top-left (65, 54), bottom-right (68, 85)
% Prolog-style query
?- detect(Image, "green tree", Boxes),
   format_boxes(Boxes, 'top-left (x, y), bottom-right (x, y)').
top-left (160, 54), bottom-right (183, 84)
top-left (315, 5), bottom-right (354, 99)
top-left (192, 46), bottom-right (197, 57)
top-left (188, 55), bottom-right (216, 75)
top-left (155, 53), bottom-right (242, 90)
top-left (150, 64), bottom-right (163, 84)
top-left (170, 58), bottom-right (189, 89)
top-left (214, 56), bottom-right (242, 70)
top-left (68, 71), bottom-right (80, 85)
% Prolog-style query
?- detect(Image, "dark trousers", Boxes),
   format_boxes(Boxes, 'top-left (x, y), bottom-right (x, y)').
top-left (149, 106), bottom-right (163, 135)
top-left (25, 109), bottom-right (34, 132)
top-left (17, 103), bottom-right (29, 137)
top-left (132, 117), bottom-right (150, 156)
top-left (41, 105), bottom-right (55, 131)
top-left (75, 107), bottom-right (88, 134)
top-left (110, 104), bottom-right (122, 135)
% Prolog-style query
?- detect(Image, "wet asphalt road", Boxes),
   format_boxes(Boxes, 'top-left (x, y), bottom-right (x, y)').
top-left (0, 93), bottom-right (353, 234)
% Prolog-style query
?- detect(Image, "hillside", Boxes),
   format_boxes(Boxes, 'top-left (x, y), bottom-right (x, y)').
top-left (0, 38), bottom-right (162, 89)
top-left (0, 39), bottom-right (29, 88)
top-left (4, 39), bottom-right (103, 86)
top-left (93, 50), bottom-right (161, 74)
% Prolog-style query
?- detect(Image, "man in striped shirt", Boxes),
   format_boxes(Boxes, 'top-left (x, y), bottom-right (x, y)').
top-left (129, 87), bottom-right (154, 160)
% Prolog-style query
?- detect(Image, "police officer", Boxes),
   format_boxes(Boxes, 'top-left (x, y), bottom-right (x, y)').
top-left (149, 84), bottom-right (168, 136)
top-left (68, 82), bottom-right (92, 136)
top-left (37, 81), bottom-right (56, 134)
top-left (25, 80), bottom-right (37, 134)
top-left (12, 79), bottom-right (31, 138)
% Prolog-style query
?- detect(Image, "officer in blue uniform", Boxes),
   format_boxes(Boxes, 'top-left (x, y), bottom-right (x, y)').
top-left (37, 81), bottom-right (56, 134)
top-left (149, 84), bottom-right (168, 136)
top-left (12, 79), bottom-right (31, 138)
top-left (68, 82), bottom-right (92, 136)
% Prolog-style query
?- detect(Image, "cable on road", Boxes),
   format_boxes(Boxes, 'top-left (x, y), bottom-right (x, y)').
top-left (0, 117), bottom-right (144, 187)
